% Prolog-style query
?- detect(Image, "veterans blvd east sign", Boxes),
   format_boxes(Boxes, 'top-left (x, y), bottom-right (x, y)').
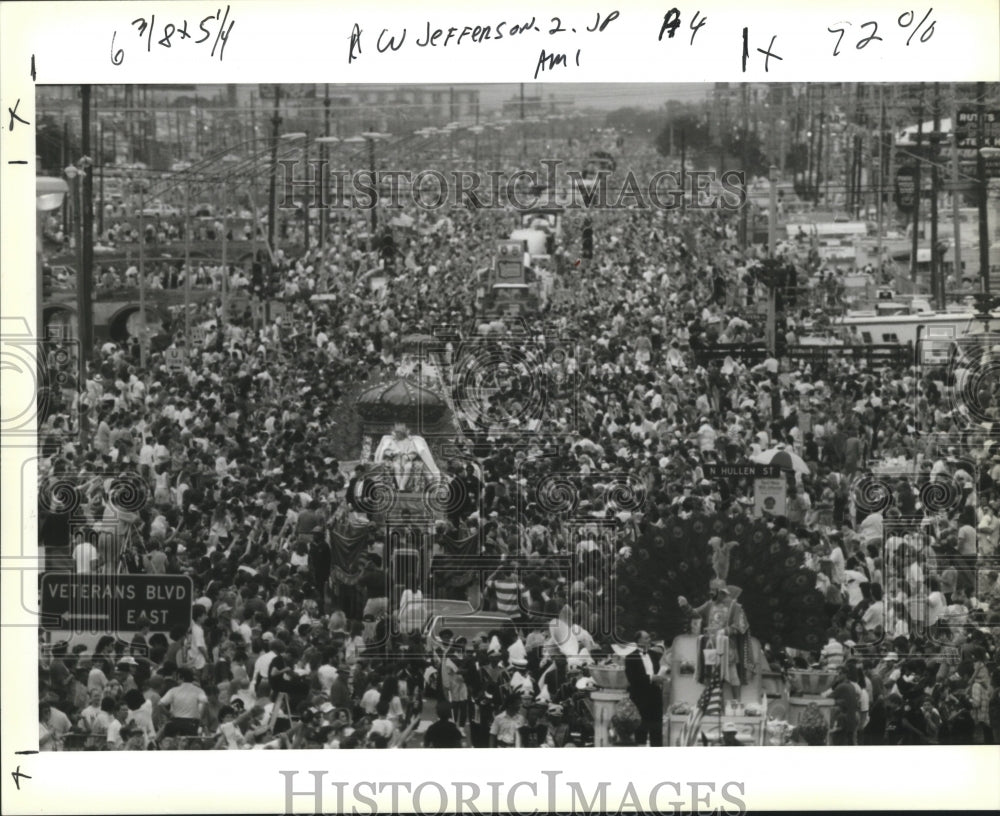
top-left (40, 573), bottom-right (193, 631)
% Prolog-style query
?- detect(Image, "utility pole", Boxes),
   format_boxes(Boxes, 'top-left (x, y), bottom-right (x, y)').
top-left (767, 166), bottom-right (778, 354)
top-left (815, 86), bottom-right (825, 205)
top-left (267, 84), bottom-right (282, 252)
top-left (96, 119), bottom-right (104, 236)
top-left (137, 191), bottom-right (148, 370)
top-left (679, 127), bottom-right (687, 210)
top-left (719, 91), bottom-right (728, 179)
top-left (846, 86), bottom-right (855, 214)
top-left (930, 83), bottom-right (942, 309)
top-left (877, 85), bottom-right (886, 276)
top-left (78, 85), bottom-right (94, 374)
top-left (301, 138), bottom-right (310, 252)
top-left (321, 83), bottom-right (330, 250)
top-left (183, 180), bottom-right (192, 351)
top-left (368, 133), bottom-right (378, 250)
top-left (62, 117), bottom-right (70, 235)
top-left (853, 85), bottom-right (864, 218)
top-left (950, 84), bottom-right (963, 292)
top-left (805, 86), bottom-right (815, 201)
top-left (740, 83), bottom-right (749, 250)
top-left (977, 81), bottom-right (991, 296)
top-left (911, 86), bottom-right (925, 284)
top-left (221, 179), bottom-right (229, 331)
top-left (520, 82), bottom-right (526, 156)
top-left (887, 85), bottom-right (898, 228)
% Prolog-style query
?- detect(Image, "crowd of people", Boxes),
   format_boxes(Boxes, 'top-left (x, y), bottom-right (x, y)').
top-left (37, 133), bottom-right (1000, 750)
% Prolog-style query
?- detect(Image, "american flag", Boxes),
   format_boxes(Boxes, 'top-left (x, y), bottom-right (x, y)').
top-left (679, 672), bottom-right (724, 747)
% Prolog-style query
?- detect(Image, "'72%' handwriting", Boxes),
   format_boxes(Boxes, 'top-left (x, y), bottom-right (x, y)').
top-left (828, 8), bottom-right (935, 56)
top-left (110, 5), bottom-right (235, 65)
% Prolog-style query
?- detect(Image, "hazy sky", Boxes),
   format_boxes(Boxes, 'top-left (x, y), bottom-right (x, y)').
top-left (471, 83), bottom-right (710, 110)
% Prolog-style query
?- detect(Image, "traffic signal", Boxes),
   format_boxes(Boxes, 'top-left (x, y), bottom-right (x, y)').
top-left (251, 261), bottom-right (264, 295)
top-left (971, 292), bottom-right (1000, 316)
top-left (755, 258), bottom-right (785, 288)
top-left (784, 264), bottom-right (798, 308)
top-left (582, 219), bottom-right (594, 260)
top-left (42, 265), bottom-right (53, 298)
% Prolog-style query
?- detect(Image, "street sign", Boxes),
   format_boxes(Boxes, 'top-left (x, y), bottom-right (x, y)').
top-left (895, 165), bottom-right (920, 211)
top-left (40, 573), bottom-right (194, 631)
top-left (958, 160), bottom-right (1000, 178)
top-left (957, 135), bottom-right (1000, 149)
top-left (944, 180), bottom-right (978, 193)
top-left (703, 463), bottom-right (782, 479)
top-left (163, 347), bottom-right (186, 370)
top-left (955, 108), bottom-right (1000, 177)
top-left (955, 108), bottom-right (1000, 134)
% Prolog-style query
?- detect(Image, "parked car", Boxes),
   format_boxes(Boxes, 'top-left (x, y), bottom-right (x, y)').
top-left (423, 612), bottom-right (516, 654)
top-left (397, 598), bottom-right (475, 635)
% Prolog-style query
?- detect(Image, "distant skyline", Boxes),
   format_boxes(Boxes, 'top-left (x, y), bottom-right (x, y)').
top-left (119, 83), bottom-right (713, 112)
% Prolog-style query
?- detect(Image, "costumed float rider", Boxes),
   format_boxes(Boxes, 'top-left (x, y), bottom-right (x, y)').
top-left (677, 577), bottom-right (755, 701)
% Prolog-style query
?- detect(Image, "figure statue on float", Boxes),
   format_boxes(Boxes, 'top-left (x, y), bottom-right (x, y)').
top-left (373, 423), bottom-right (440, 491)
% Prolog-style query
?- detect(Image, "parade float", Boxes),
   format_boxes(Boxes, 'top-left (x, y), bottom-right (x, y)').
top-left (613, 512), bottom-right (829, 745)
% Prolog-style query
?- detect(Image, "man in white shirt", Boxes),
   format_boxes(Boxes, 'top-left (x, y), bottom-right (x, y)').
top-left (316, 652), bottom-right (338, 696)
top-left (105, 700), bottom-right (132, 750)
top-left (251, 638), bottom-right (279, 692)
top-left (843, 569), bottom-right (868, 608)
top-left (160, 667), bottom-right (208, 737)
top-left (189, 607), bottom-right (210, 674)
top-left (861, 584), bottom-right (885, 634)
top-left (360, 682), bottom-right (382, 716)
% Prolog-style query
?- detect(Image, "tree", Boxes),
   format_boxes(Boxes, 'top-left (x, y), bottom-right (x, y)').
top-left (723, 129), bottom-right (769, 179)
top-left (36, 116), bottom-right (74, 177)
top-left (654, 113), bottom-right (709, 159)
top-left (785, 142), bottom-right (809, 175)
top-left (605, 107), bottom-right (664, 136)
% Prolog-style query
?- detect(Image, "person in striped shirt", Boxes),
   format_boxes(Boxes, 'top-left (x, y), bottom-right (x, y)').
top-left (486, 565), bottom-right (530, 616)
